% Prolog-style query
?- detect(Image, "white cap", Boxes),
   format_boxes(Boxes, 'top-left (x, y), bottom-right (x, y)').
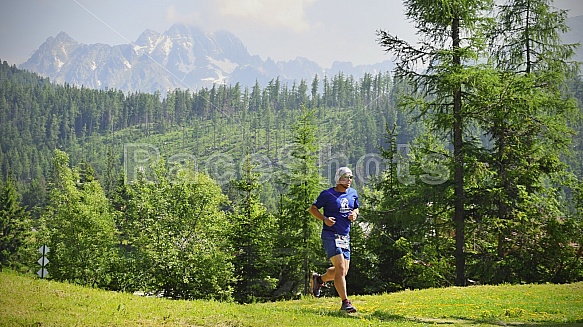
top-left (334, 167), bottom-right (353, 184)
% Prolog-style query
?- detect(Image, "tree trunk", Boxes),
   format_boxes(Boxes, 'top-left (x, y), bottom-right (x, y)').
top-left (452, 16), bottom-right (466, 287)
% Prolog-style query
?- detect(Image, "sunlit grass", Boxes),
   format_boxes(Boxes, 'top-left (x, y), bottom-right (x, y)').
top-left (1, 270), bottom-right (582, 326)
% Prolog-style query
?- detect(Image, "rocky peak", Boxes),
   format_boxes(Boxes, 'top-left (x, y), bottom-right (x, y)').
top-left (135, 29), bottom-right (161, 47)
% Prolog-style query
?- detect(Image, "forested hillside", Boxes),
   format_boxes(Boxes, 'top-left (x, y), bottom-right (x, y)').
top-left (0, 60), bottom-right (413, 209)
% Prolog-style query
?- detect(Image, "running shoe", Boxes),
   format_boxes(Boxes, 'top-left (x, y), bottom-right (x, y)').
top-left (310, 273), bottom-right (323, 297)
top-left (340, 299), bottom-right (357, 313)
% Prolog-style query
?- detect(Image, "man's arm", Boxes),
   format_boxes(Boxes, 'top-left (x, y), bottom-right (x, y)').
top-left (309, 204), bottom-right (335, 226)
top-left (308, 204), bottom-right (325, 221)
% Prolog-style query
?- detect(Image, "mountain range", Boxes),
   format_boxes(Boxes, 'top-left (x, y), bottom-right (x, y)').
top-left (18, 16), bottom-right (583, 94)
top-left (19, 24), bottom-right (392, 94)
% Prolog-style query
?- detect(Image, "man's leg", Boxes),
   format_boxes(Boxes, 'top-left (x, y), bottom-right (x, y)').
top-left (321, 254), bottom-right (350, 300)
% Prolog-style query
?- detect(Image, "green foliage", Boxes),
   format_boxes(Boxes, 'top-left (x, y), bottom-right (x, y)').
top-left (40, 150), bottom-right (117, 287)
top-left (492, 0), bottom-right (579, 75)
top-left (0, 176), bottom-right (32, 271)
top-left (464, 0), bottom-right (582, 284)
top-left (468, 188), bottom-right (583, 284)
top-left (277, 106), bottom-right (326, 297)
top-left (114, 161), bottom-right (234, 300)
top-left (228, 158), bottom-right (278, 303)
top-left (377, 0), bottom-right (582, 288)
top-left (361, 126), bottom-right (455, 292)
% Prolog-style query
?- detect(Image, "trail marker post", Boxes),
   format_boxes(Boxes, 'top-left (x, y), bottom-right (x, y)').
top-left (37, 245), bottom-right (49, 279)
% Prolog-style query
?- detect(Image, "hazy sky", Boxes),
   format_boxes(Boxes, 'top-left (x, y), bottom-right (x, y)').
top-left (1, 0), bottom-right (582, 68)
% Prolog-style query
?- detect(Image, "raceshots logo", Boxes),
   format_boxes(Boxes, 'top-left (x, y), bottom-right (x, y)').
top-left (123, 143), bottom-right (449, 186)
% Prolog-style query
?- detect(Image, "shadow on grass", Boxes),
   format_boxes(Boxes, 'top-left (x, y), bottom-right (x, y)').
top-left (474, 321), bottom-right (583, 327)
top-left (369, 310), bottom-right (411, 322)
top-left (415, 316), bottom-right (583, 327)
top-left (295, 307), bottom-right (408, 322)
top-left (292, 306), bottom-right (583, 327)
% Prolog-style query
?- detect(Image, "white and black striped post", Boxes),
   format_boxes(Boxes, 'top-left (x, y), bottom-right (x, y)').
top-left (37, 245), bottom-right (50, 279)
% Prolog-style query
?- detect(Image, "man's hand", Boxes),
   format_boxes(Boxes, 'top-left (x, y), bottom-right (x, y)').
top-left (324, 216), bottom-right (336, 227)
top-left (348, 211), bottom-right (358, 222)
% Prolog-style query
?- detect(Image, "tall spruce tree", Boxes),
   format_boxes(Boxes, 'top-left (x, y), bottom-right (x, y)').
top-left (277, 106), bottom-right (325, 295)
top-left (377, 0), bottom-right (495, 286)
top-left (229, 157), bottom-right (277, 302)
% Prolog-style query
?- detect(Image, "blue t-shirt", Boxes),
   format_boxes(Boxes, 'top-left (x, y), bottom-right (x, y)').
top-left (313, 187), bottom-right (359, 237)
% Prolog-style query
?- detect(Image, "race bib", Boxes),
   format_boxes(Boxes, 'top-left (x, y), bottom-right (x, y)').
top-left (335, 234), bottom-right (350, 249)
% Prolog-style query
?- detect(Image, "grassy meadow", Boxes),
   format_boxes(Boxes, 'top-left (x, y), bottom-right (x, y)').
top-left (1, 270), bottom-right (582, 326)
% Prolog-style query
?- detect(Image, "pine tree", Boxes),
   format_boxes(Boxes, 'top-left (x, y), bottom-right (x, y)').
top-left (230, 157), bottom-right (277, 302)
top-left (277, 105), bottom-right (325, 295)
top-left (0, 176), bottom-right (31, 271)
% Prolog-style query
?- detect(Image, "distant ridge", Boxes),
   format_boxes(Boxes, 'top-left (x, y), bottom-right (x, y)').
top-left (19, 24), bottom-right (393, 94)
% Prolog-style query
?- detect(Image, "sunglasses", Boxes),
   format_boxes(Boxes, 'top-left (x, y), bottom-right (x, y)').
top-left (342, 174), bottom-right (354, 180)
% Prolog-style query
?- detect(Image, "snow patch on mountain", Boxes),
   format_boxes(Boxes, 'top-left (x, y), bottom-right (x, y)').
top-left (56, 57), bottom-right (65, 69)
top-left (207, 57), bottom-right (238, 73)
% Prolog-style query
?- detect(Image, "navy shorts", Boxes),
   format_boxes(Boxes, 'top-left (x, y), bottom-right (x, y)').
top-left (322, 235), bottom-right (350, 260)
